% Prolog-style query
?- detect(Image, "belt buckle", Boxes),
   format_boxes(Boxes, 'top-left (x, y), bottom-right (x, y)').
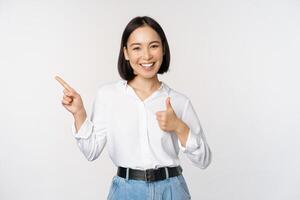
top-left (145, 168), bottom-right (156, 182)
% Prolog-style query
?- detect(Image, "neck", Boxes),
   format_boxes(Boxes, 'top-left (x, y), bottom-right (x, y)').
top-left (128, 75), bottom-right (161, 92)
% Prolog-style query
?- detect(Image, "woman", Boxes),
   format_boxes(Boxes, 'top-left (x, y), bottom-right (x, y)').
top-left (56, 16), bottom-right (212, 200)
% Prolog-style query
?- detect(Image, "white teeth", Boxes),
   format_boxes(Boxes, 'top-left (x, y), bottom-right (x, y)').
top-left (141, 63), bottom-right (154, 68)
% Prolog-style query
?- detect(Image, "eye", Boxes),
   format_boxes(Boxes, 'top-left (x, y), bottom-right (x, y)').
top-left (150, 44), bottom-right (159, 48)
top-left (132, 47), bottom-right (140, 51)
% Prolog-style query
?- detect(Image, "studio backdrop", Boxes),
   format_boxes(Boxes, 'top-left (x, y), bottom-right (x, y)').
top-left (0, 0), bottom-right (299, 199)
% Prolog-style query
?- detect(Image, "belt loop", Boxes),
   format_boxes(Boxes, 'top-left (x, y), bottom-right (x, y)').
top-left (179, 165), bottom-right (183, 174)
top-left (126, 168), bottom-right (130, 180)
top-left (164, 167), bottom-right (169, 179)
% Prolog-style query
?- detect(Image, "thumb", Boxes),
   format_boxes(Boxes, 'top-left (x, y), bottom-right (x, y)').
top-left (166, 97), bottom-right (173, 110)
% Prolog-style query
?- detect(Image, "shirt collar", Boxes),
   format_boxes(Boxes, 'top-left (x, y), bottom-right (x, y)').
top-left (118, 79), bottom-right (170, 96)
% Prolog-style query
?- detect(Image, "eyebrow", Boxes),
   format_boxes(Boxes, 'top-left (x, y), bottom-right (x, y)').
top-left (129, 41), bottom-right (161, 47)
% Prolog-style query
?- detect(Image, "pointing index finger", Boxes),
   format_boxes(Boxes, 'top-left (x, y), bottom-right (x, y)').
top-left (55, 76), bottom-right (73, 92)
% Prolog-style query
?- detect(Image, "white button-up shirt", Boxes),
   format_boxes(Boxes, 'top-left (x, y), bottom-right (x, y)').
top-left (72, 79), bottom-right (212, 170)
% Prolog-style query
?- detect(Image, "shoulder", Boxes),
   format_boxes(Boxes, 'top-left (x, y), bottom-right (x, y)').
top-left (163, 82), bottom-right (192, 117)
top-left (93, 79), bottom-right (127, 102)
top-left (164, 82), bottom-right (190, 105)
top-left (95, 79), bottom-right (125, 93)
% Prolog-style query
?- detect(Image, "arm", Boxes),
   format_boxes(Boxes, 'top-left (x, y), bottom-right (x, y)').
top-left (177, 99), bottom-right (212, 169)
top-left (71, 88), bottom-right (107, 161)
top-left (174, 119), bottom-right (189, 147)
top-left (55, 76), bottom-right (107, 162)
top-left (73, 109), bottom-right (87, 133)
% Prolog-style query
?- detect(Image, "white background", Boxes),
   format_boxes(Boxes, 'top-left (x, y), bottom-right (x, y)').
top-left (0, 0), bottom-right (299, 199)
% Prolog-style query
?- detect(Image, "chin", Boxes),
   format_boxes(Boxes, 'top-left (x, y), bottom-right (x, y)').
top-left (134, 67), bottom-right (160, 79)
top-left (139, 73), bottom-right (157, 79)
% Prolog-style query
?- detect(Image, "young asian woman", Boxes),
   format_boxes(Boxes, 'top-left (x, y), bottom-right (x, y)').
top-left (56, 16), bottom-right (212, 200)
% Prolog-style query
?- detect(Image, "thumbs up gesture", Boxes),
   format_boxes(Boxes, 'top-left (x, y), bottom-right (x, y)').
top-left (155, 97), bottom-right (180, 132)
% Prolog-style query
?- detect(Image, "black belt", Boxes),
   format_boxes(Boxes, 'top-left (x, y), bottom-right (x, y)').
top-left (117, 166), bottom-right (182, 182)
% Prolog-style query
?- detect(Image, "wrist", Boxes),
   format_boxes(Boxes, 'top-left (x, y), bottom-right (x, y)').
top-left (175, 119), bottom-right (190, 147)
top-left (175, 118), bottom-right (188, 135)
top-left (74, 108), bottom-right (87, 120)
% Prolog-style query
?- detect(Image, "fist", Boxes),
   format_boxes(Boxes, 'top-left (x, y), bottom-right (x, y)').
top-left (155, 97), bottom-right (179, 132)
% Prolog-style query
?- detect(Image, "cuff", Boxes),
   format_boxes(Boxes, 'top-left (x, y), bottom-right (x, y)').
top-left (178, 129), bottom-right (200, 153)
top-left (71, 118), bottom-right (93, 139)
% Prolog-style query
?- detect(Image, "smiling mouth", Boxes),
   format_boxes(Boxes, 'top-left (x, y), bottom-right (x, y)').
top-left (140, 62), bottom-right (155, 69)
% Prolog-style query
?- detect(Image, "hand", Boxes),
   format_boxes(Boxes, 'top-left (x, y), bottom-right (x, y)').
top-left (155, 97), bottom-right (180, 132)
top-left (55, 76), bottom-right (86, 116)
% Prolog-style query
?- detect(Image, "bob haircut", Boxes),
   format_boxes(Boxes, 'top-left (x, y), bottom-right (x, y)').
top-left (118, 16), bottom-right (171, 81)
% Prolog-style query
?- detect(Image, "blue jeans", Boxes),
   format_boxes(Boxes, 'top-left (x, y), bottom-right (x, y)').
top-left (107, 174), bottom-right (191, 200)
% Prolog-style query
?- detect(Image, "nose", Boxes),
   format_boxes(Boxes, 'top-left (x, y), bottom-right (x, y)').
top-left (142, 48), bottom-right (152, 60)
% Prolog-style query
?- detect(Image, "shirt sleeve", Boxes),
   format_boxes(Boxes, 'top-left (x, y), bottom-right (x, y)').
top-left (177, 99), bottom-right (212, 169)
top-left (71, 87), bottom-right (107, 161)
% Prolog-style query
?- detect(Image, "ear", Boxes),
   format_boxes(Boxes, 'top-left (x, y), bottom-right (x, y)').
top-left (123, 47), bottom-right (129, 61)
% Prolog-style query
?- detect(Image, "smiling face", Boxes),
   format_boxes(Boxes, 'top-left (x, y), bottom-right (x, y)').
top-left (123, 25), bottom-right (164, 80)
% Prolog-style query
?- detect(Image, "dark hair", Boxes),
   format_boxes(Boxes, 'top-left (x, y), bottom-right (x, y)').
top-left (118, 16), bottom-right (171, 81)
